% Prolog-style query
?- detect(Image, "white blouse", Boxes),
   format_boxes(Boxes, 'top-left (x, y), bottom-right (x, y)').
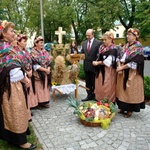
top-left (120, 53), bottom-right (137, 69)
top-left (9, 68), bottom-right (24, 82)
top-left (103, 55), bottom-right (115, 67)
top-left (33, 64), bottom-right (41, 71)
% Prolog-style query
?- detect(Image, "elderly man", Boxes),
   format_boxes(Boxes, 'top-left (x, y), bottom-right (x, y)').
top-left (81, 29), bottom-right (102, 101)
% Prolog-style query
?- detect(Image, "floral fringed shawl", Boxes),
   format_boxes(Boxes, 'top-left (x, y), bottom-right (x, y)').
top-left (31, 48), bottom-right (51, 68)
top-left (95, 44), bottom-right (118, 85)
top-left (0, 41), bottom-right (21, 73)
top-left (14, 46), bottom-right (32, 71)
top-left (30, 48), bottom-right (51, 90)
top-left (122, 41), bottom-right (144, 90)
top-left (0, 41), bottom-right (22, 103)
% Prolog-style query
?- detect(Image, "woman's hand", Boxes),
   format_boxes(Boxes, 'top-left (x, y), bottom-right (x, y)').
top-left (26, 70), bottom-right (32, 78)
top-left (45, 67), bottom-right (51, 74)
top-left (25, 77), bottom-right (31, 88)
top-left (93, 61), bottom-right (98, 66)
top-left (117, 64), bottom-right (129, 72)
top-left (117, 66), bottom-right (122, 72)
top-left (21, 76), bottom-right (30, 88)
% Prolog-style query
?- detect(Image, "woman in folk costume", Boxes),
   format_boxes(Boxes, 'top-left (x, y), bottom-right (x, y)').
top-left (15, 34), bottom-right (37, 121)
top-left (93, 31), bottom-right (118, 102)
top-left (116, 28), bottom-right (145, 118)
top-left (0, 20), bottom-right (36, 149)
top-left (30, 36), bottom-right (51, 109)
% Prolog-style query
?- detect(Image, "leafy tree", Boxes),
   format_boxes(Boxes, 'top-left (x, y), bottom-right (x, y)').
top-left (135, 0), bottom-right (150, 37)
top-left (0, 0), bottom-right (40, 35)
top-left (1, 0), bottom-right (150, 45)
top-left (94, 0), bottom-right (150, 37)
top-left (43, 0), bottom-right (74, 43)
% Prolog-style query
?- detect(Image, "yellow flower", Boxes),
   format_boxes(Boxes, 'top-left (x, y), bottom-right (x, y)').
top-left (1, 20), bottom-right (8, 28)
top-left (52, 81), bottom-right (57, 86)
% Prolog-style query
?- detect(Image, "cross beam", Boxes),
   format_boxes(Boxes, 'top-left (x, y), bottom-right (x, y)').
top-left (55, 27), bottom-right (66, 44)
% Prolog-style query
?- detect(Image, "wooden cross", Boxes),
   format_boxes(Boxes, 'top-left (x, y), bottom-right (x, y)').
top-left (55, 27), bottom-right (66, 44)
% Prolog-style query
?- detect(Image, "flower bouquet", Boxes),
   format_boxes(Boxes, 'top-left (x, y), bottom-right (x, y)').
top-left (66, 97), bottom-right (116, 129)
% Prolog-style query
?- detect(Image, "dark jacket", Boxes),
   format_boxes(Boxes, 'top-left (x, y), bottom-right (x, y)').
top-left (81, 39), bottom-right (101, 72)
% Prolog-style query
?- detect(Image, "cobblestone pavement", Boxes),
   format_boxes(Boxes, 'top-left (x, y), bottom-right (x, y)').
top-left (31, 81), bottom-right (150, 150)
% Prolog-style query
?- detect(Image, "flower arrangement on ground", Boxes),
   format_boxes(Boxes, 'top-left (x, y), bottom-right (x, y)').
top-left (66, 97), bottom-right (116, 129)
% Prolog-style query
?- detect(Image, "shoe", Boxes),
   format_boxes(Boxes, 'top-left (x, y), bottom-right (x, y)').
top-left (43, 104), bottom-right (50, 108)
top-left (27, 144), bottom-right (36, 150)
top-left (29, 119), bottom-right (32, 122)
top-left (81, 97), bottom-right (90, 101)
top-left (118, 110), bottom-right (125, 114)
top-left (20, 144), bottom-right (36, 149)
top-left (37, 106), bottom-right (42, 110)
top-left (124, 111), bottom-right (133, 118)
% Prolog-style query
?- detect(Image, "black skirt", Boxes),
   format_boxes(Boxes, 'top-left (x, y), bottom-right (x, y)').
top-left (116, 98), bottom-right (145, 112)
top-left (0, 105), bottom-right (30, 146)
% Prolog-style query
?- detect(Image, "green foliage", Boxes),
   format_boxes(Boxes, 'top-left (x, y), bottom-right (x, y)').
top-left (135, 1), bottom-right (150, 37)
top-left (85, 116), bottom-right (94, 122)
top-left (66, 96), bottom-right (81, 115)
top-left (78, 63), bottom-right (85, 80)
top-left (1, 0), bottom-right (150, 43)
top-left (66, 96), bottom-right (80, 109)
top-left (144, 76), bottom-right (150, 100)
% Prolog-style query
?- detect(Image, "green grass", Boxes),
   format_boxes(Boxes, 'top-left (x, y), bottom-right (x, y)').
top-left (0, 123), bottom-right (42, 150)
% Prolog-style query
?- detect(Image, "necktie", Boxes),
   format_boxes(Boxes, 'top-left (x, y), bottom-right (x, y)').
top-left (87, 40), bottom-right (91, 53)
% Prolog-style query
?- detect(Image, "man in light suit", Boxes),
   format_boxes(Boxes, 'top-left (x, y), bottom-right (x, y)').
top-left (81, 29), bottom-right (102, 101)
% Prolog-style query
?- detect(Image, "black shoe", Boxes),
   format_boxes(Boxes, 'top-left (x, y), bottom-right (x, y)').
top-left (28, 144), bottom-right (36, 150)
top-left (81, 97), bottom-right (89, 101)
top-left (31, 112), bottom-right (34, 116)
top-left (29, 119), bottom-right (32, 122)
top-left (20, 144), bottom-right (36, 149)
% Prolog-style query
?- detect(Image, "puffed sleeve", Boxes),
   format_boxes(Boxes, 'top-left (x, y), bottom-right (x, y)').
top-left (103, 55), bottom-right (115, 67)
top-left (126, 62), bottom-right (137, 69)
top-left (33, 64), bottom-right (41, 71)
top-left (9, 68), bottom-right (24, 82)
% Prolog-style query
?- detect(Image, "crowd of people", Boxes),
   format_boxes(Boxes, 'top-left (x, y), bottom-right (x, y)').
top-left (0, 19), bottom-right (145, 149)
top-left (0, 20), bottom-right (51, 149)
top-left (81, 28), bottom-right (145, 118)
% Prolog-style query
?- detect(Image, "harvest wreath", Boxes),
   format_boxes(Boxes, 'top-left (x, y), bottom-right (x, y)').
top-left (66, 97), bottom-right (116, 129)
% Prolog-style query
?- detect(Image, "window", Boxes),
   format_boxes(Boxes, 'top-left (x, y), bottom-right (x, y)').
top-left (116, 34), bottom-right (119, 38)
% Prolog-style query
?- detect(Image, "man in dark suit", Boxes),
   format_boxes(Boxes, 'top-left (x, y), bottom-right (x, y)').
top-left (81, 29), bottom-right (102, 101)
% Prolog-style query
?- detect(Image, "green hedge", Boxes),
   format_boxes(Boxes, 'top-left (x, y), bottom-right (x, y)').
top-left (78, 64), bottom-right (85, 80)
top-left (144, 76), bottom-right (150, 100)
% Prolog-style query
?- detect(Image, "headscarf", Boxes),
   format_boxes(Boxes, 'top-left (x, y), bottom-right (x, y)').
top-left (17, 34), bottom-right (28, 41)
top-left (102, 31), bottom-right (114, 44)
top-left (34, 36), bottom-right (43, 46)
top-left (31, 36), bottom-right (51, 67)
top-left (127, 28), bottom-right (139, 38)
top-left (14, 34), bottom-right (32, 71)
top-left (0, 20), bottom-right (9, 35)
top-left (104, 31), bottom-right (114, 40)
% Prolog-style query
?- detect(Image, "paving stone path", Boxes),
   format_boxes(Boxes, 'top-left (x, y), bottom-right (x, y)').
top-left (31, 81), bottom-right (150, 150)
